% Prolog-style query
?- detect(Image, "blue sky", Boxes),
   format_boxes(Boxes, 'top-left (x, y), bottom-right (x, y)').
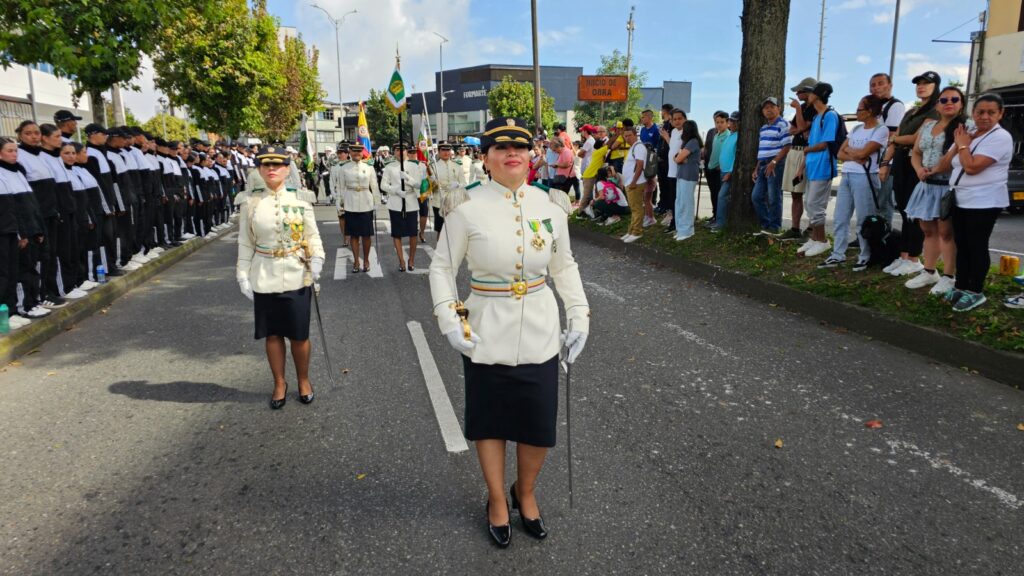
top-left (128, 0), bottom-right (985, 129)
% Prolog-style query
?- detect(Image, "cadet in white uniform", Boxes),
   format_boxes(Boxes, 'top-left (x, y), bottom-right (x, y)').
top-left (339, 144), bottom-right (380, 273)
top-left (470, 148), bottom-right (488, 183)
top-left (381, 142), bottom-right (426, 271)
top-left (428, 117), bottom-right (589, 548)
top-left (429, 142), bottom-right (466, 237)
top-left (236, 145), bottom-right (325, 410)
top-left (330, 142), bottom-right (351, 242)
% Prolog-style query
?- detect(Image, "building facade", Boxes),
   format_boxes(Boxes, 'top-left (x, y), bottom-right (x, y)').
top-left (0, 63), bottom-right (93, 138)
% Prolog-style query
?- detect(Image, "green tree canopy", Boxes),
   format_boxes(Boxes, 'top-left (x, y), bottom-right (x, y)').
top-left (257, 35), bottom-right (325, 142)
top-left (0, 0), bottom-right (186, 98)
top-left (140, 113), bottom-right (199, 142)
top-left (365, 88), bottom-right (412, 147)
top-left (487, 76), bottom-right (557, 135)
top-left (152, 0), bottom-right (281, 137)
top-left (572, 50), bottom-right (647, 128)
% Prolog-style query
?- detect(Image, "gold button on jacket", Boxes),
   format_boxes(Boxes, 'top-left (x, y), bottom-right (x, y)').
top-left (237, 185), bottom-right (326, 293)
top-left (381, 160), bottom-right (426, 212)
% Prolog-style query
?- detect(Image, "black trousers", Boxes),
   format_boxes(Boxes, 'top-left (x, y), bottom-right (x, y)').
top-left (0, 233), bottom-right (18, 312)
top-left (131, 197), bottom-right (147, 253)
top-left (18, 237), bottom-right (42, 310)
top-left (114, 212), bottom-right (133, 265)
top-left (79, 219), bottom-right (101, 283)
top-left (41, 216), bottom-right (60, 299)
top-left (706, 167), bottom-right (722, 220)
top-left (56, 214), bottom-right (78, 292)
top-left (657, 175), bottom-right (677, 215)
top-left (952, 205), bottom-right (1001, 293)
top-left (96, 214), bottom-right (119, 274)
top-left (172, 197), bottom-right (185, 241)
top-left (143, 196), bottom-right (160, 248)
top-left (892, 150), bottom-right (923, 257)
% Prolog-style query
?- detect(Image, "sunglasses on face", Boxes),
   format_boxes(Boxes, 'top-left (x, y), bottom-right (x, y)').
top-left (939, 96), bottom-right (961, 104)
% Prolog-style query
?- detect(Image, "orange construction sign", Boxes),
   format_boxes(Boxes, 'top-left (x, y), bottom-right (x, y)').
top-left (577, 75), bottom-right (629, 102)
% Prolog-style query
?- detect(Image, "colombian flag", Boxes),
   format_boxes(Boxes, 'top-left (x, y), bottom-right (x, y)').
top-left (356, 102), bottom-right (372, 159)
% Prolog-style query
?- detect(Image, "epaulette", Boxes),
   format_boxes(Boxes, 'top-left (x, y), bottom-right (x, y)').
top-left (533, 182), bottom-right (550, 192)
top-left (453, 159), bottom-right (463, 165)
top-left (406, 159), bottom-right (420, 165)
top-left (465, 181), bottom-right (482, 190)
top-left (441, 185), bottom-right (472, 218)
top-left (533, 182), bottom-right (571, 214)
top-left (285, 187), bottom-right (298, 193)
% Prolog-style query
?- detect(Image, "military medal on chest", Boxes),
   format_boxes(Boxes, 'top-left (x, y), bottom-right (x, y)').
top-left (528, 219), bottom-right (545, 251)
top-left (281, 205), bottom-right (305, 242)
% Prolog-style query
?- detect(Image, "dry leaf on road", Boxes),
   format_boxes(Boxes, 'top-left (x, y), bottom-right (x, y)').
top-left (356, 473), bottom-right (367, 480)
top-left (774, 439), bottom-right (784, 449)
top-left (865, 420), bottom-right (884, 429)
top-left (1017, 423), bottom-right (1024, 432)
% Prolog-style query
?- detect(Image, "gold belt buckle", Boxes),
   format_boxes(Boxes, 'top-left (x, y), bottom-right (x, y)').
top-left (511, 280), bottom-right (528, 297)
top-left (273, 248), bottom-right (286, 258)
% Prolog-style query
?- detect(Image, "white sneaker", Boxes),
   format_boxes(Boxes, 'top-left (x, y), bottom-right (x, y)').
top-left (9, 316), bottom-right (30, 329)
top-left (121, 262), bottom-right (141, 272)
top-left (675, 233), bottom-right (694, 242)
top-left (25, 306), bottom-right (51, 318)
top-left (603, 215), bottom-right (621, 226)
top-left (619, 233), bottom-right (631, 240)
top-left (623, 234), bottom-right (641, 244)
top-left (905, 269), bottom-right (939, 289)
top-left (181, 232), bottom-right (196, 240)
top-left (583, 206), bottom-right (596, 219)
top-left (149, 247), bottom-right (164, 255)
top-left (803, 240), bottom-right (832, 258)
top-left (660, 213), bottom-right (673, 226)
top-left (79, 280), bottom-right (98, 291)
top-left (797, 239), bottom-right (814, 255)
top-left (930, 275), bottom-right (956, 296)
top-left (207, 233), bottom-right (219, 239)
top-left (882, 258), bottom-right (904, 274)
top-left (65, 288), bottom-right (88, 299)
top-left (891, 259), bottom-right (923, 277)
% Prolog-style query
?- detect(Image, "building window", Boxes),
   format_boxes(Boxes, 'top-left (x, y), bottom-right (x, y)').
top-left (316, 109), bottom-right (335, 121)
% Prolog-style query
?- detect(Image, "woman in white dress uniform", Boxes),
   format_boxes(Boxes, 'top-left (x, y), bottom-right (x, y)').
top-left (429, 117), bottom-right (590, 547)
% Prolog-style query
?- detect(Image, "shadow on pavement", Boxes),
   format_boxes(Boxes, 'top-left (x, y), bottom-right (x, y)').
top-left (109, 380), bottom-right (266, 404)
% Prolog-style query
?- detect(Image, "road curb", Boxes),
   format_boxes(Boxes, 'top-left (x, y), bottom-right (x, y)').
top-left (0, 224), bottom-right (237, 365)
top-left (571, 224), bottom-right (1024, 389)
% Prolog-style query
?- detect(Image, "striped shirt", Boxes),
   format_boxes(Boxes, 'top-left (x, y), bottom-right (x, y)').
top-left (757, 117), bottom-right (792, 160)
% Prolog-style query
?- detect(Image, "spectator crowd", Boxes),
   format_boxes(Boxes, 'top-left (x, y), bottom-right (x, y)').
top-left (526, 71), bottom-right (1023, 313)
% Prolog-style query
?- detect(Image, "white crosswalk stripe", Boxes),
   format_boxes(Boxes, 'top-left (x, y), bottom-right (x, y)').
top-left (333, 248), bottom-right (350, 280)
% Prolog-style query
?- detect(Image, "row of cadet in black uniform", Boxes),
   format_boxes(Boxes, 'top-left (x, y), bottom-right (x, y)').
top-left (0, 118), bottom-right (252, 331)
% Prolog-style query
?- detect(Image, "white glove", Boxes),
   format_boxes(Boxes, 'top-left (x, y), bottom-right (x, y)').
top-left (445, 329), bottom-right (481, 353)
top-left (402, 172), bottom-right (419, 185)
top-left (238, 278), bottom-right (254, 301)
top-left (562, 330), bottom-right (588, 364)
top-left (311, 257), bottom-right (324, 282)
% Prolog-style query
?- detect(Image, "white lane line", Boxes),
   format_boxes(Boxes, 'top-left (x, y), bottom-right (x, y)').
top-left (990, 247), bottom-right (1024, 257)
top-left (663, 322), bottom-right (739, 360)
top-left (422, 245), bottom-right (436, 260)
top-left (334, 247), bottom-right (351, 280)
top-left (406, 321), bottom-right (469, 453)
top-left (221, 231), bottom-right (238, 241)
top-left (584, 280), bottom-right (626, 303)
top-left (886, 440), bottom-right (1021, 510)
top-left (367, 247), bottom-right (383, 278)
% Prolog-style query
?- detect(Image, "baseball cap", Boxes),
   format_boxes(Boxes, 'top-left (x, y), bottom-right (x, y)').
top-left (83, 123), bottom-right (107, 135)
top-left (912, 71), bottom-right (941, 85)
top-left (728, 111), bottom-right (741, 122)
top-left (761, 96), bottom-right (780, 107)
top-left (812, 82), bottom-right (834, 102)
top-left (789, 77), bottom-right (818, 93)
top-left (54, 110), bottom-right (82, 123)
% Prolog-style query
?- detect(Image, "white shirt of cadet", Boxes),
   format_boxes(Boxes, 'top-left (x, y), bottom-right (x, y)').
top-left (951, 127), bottom-right (1012, 209)
top-left (667, 128), bottom-right (683, 178)
top-left (841, 125), bottom-right (889, 175)
top-left (622, 140), bottom-right (648, 186)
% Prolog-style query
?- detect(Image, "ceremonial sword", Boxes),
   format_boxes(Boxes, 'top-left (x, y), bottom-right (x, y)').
top-left (562, 320), bottom-right (575, 510)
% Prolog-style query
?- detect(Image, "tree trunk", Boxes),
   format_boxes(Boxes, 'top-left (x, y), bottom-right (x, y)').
top-left (111, 84), bottom-right (126, 126)
top-left (728, 0), bottom-right (791, 233)
top-left (89, 91), bottom-right (106, 126)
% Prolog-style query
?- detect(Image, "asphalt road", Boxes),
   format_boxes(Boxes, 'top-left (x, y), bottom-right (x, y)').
top-left (0, 205), bottom-right (1021, 575)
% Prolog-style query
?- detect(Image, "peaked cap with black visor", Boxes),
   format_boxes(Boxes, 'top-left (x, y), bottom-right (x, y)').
top-left (480, 117), bottom-right (532, 153)
top-left (255, 145), bottom-right (291, 166)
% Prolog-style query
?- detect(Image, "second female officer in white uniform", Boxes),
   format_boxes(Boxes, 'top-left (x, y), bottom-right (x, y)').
top-left (429, 117), bottom-right (590, 548)
top-left (237, 146), bottom-right (325, 409)
top-left (381, 142), bottom-right (426, 271)
top-left (339, 142), bottom-right (379, 273)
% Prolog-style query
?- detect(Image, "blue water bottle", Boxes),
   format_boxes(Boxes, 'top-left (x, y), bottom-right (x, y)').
top-left (96, 265), bottom-right (107, 284)
top-left (0, 304), bottom-right (9, 335)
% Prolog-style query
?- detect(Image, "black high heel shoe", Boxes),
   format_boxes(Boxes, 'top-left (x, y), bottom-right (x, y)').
top-left (510, 482), bottom-right (547, 540)
top-left (269, 384), bottom-right (287, 410)
top-left (297, 382), bottom-right (314, 404)
top-left (486, 500), bottom-right (511, 548)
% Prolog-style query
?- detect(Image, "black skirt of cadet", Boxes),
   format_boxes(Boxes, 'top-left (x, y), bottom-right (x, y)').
top-left (344, 210), bottom-right (374, 237)
top-left (388, 209), bottom-right (419, 238)
top-left (462, 354), bottom-right (559, 448)
top-left (253, 286), bottom-right (311, 340)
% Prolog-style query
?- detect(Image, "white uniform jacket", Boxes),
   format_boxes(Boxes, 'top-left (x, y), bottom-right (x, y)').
top-left (338, 161), bottom-right (380, 213)
top-left (330, 160), bottom-right (350, 211)
top-left (236, 184), bottom-right (325, 294)
top-left (381, 160), bottom-right (426, 213)
top-left (429, 179), bottom-right (589, 366)
top-left (429, 158), bottom-right (466, 209)
top-left (470, 160), bottom-right (487, 183)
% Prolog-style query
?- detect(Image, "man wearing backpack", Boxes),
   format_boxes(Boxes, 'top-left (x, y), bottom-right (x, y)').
top-left (797, 82), bottom-right (839, 258)
top-left (870, 73), bottom-right (905, 224)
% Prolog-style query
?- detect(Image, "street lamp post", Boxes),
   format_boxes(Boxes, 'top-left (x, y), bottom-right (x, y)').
top-left (311, 5), bottom-right (357, 138)
top-left (157, 97), bottom-right (168, 139)
top-left (434, 32), bottom-right (449, 141)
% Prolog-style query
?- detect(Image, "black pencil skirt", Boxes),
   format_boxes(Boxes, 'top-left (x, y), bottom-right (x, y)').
top-left (462, 354), bottom-right (559, 448)
top-left (344, 210), bottom-right (374, 238)
top-left (253, 286), bottom-right (311, 340)
top-left (389, 209), bottom-right (419, 238)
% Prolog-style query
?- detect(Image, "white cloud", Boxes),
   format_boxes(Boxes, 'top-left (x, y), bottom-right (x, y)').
top-left (896, 52), bottom-right (929, 61)
top-left (835, 0), bottom-right (868, 10)
top-left (538, 26), bottom-right (581, 47)
top-left (476, 37), bottom-right (527, 56)
top-left (856, 55), bottom-right (872, 65)
top-left (874, 12), bottom-right (892, 23)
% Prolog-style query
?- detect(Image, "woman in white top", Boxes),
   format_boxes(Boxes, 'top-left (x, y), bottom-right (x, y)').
top-left (903, 87), bottom-right (967, 294)
top-left (930, 93), bottom-right (1012, 312)
top-left (819, 95), bottom-right (889, 269)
